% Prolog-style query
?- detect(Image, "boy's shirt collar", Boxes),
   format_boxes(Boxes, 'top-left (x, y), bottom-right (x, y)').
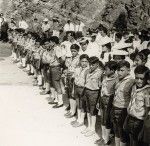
top-left (134, 84), bottom-right (150, 93)
top-left (72, 54), bottom-right (79, 60)
top-left (89, 67), bottom-right (101, 75)
top-left (118, 74), bottom-right (132, 82)
top-left (105, 73), bottom-right (118, 81)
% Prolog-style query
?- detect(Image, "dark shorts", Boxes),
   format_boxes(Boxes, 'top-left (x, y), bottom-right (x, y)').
top-left (111, 106), bottom-right (128, 143)
top-left (74, 85), bottom-right (84, 109)
top-left (83, 88), bottom-right (99, 115)
top-left (101, 96), bottom-right (113, 129)
top-left (66, 76), bottom-right (74, 99)
top-left (143, 115), bottom-right (150, 143)
top-left (124, 114), bottom-right (143, 141)
top-left (43, 65), bottom-right (50, 83)
top-left (50, 66), bottom-right (62, 94)
top-left (33, 59), bottom-right (41, 70)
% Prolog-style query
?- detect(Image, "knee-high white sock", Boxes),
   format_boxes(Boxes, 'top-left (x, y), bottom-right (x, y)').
top-left (115, 137), bottom-right (120, 146)
top-left (87, 113), bottom-right (91, 129)
top-left (54, 91), bottom-right (58, 102)
top-left (105, 128), bottom-right (111, 143)
top-left (77, 109), bottom-right (81, 122)
top-left (45, 82), bottom-right (50, 92)
top-left (22, 58), bottom-right (26, 67)
top-left (80, 112), bottom-right (85, 124)
top-left (50, 88), bottom-right (55, 99)
top-left (31, 65), bottom-right (34, 74)
top-left (72, 99), bottom-right (77, 115)
top-left (69, 99), bottom-right (73, 113)
top-left (101, 125), bottom-right (106, 140)
top-left (38, 75), bottom-right (42, 86)
top-left (26, 64), bottom-right (30, 71)
top-left (58, 94), bottom-right (63, 105)
top-left (91, 115), bottom-right (96, 131)
top-left (12, 52), bottom-right (15, 58)
top-left (60, 80), bottom-right (65, 94)
top-left (14, 53), bottom-right (17, 60)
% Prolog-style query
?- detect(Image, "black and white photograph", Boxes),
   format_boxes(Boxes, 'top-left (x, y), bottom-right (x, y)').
top-left (0, 0), bottom-right (150, 146)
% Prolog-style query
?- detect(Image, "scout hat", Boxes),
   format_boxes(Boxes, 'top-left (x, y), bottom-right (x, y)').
top-left (111, 49), bottom-right (129, 56)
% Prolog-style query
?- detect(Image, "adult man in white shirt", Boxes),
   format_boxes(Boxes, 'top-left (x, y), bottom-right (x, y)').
top-left (61, 32), bottom-right (81, 58)
top-left (95, 27), bottom-right (112, 57)
top-left (64, 19), bottom-right (75, 33)
top-left (74, 18), bottom-right (85, 39)
top-left (85, 34), bottom-right (101, 59)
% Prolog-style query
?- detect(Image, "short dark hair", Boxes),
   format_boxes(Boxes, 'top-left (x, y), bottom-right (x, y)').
top-left (105, 61), bottom-right (118, 71)
top-left (104, 43), bottom-right (111, 50)
top-left (145, 70), bottom-right (150, 82)
top-left (147, 41), bottom-right (150, 47)
top-left (134, 65), bottom-right (149, 75)
top-left (43, 38), bottom-right (50, 43)
top-left (135, 52), bottom-right (147, 62)
top-left (89, 56), bottom-right (99, 64)
top-left (117, 60), bottom-right (130, 70)
top-left (100, 26), bottom-right (108, 35)
top-left (115, 32), bottom-right (122, 40)
top-left (80, 54), bottom-right (89, 61)
top-left (50, 36), bottom-right (59, 44)
top-left (70, 44), bottom-right (80, 51)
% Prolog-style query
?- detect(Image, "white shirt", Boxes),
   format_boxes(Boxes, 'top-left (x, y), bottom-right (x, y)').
top-left (64, 23), bottom-right (75, 32)
top-left (146, 54), bottom-right (150, 69)
top-left (84, 41), bottom-right (101, 58)
top-left (61, 40), bottom-right (81, 57)
top-left (19, 20), bottom-right (29, 30)
top-left (75, 22), bottom-right (85, 32)
top-left (41, 23), bottom-right (50, 32)
top-left (95, 33), bottom-right (102, 42)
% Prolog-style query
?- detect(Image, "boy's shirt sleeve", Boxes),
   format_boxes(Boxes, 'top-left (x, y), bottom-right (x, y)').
top-left (145, 89), bottom-right (150, 107)
top-left (123, 79), bottom-right (135, 99)
top-left (98, 69), bottom-right (104, 88)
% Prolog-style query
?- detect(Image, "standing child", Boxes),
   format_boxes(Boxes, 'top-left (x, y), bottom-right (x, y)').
top-left (98, 61), bottom-right (118, 145)
top-left (71, 54), bottom-right (89, 127)
top-left (82, 56), bottom-right (103, 137)
top-left (64, 44), bottom-right (80, 117)
top-left (124, 65), bottom-right (150, 146)
top-left (142, 70), bottom-right (150, 146)
top-left (112, 60), bottom-right (135, 146)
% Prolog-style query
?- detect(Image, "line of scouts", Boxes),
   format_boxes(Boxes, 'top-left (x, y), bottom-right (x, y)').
top-left (8, 20), bottom-right (150, 146)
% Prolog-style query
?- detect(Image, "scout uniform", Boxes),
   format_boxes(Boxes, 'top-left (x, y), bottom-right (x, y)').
top-left (65, 54), bottom-right (80, 99)
top-left (73, 66), bottom-right (89, 110)
top-left (48, 45), bottom-right (64, 107)
top-left (125, 85), bottom-right (150, 143)
top-left (111, 75), bottom-right (135, 143)
top-left (84, 68), bottom-right (103, 115)
top-left (101, 74), bottom-right (118, 129)
top-left (41, 49), bottom-right (51, 93)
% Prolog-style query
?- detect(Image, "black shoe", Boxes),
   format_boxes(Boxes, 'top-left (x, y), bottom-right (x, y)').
top-left (65, 105), bottom-right (70, 111)
top-left (53, 104), bottom-right (63, 108)
top-left (40, 91), bottom-right (50, 95)
top-left (104, 140), bottom-right (111, 145)
top-left (28, 72), bottom-right (34, 76)
top-left (48, 101), bottom-right (58, 105)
